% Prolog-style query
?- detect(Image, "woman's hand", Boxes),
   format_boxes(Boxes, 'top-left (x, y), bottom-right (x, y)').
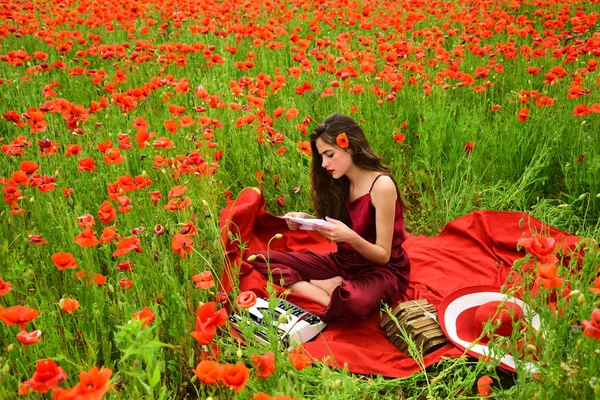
top-left (313, 217), bottom-right (357, 243)
top-left (283, 212), bottom-right (309, 230)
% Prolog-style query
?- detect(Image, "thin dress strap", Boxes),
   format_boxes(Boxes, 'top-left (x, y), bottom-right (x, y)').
top-left (368, 173), bottom-right (387, 194)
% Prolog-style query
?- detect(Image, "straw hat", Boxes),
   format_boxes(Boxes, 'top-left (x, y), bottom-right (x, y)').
top-left (438, 285), bottom-right (540, 372)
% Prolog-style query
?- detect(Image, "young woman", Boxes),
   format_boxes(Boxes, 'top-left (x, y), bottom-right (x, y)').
top-left (248, 113), bottom-right (410, 322)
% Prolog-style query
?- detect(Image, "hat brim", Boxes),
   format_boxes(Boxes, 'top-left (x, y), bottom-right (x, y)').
top-left (438, 285), bottom-right (540, 373)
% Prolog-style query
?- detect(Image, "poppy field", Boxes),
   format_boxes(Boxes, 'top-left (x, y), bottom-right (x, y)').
top-left (1, 0), bottom-right (600, 398)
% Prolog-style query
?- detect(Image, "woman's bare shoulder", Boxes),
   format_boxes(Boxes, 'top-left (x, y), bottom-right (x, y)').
top-left (370, 175), bottom-right (397, 202)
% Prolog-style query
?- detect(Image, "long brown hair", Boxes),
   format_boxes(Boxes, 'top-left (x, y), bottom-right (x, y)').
top-left (309, 113), bottom-right (403, 225)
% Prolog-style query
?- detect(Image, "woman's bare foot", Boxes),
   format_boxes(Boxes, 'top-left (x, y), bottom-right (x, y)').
top-left (289, 281), bottom-right (330, 306)
top-left (310, 276), bottom-right (343, 296)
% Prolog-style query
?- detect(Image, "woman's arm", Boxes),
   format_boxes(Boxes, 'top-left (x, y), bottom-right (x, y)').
top-left (345, 176), bottom-right (396, 264)
top-left (314, 176), bottom-right (397, 265)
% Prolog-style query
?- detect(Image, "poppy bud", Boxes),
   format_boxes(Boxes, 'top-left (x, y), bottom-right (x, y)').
top-left (247, 254), bottom-right (257, 262)
top-left (252, 187), bottom-right (261, 194)
top-left (153, 224), bottom-right (165, 236)
top-left (278, 314), bottom-right (289, 325)
top-left (7, 344), bottom-right (14, 352)
top-left (556, 204), bottom-right (568, 209)
top-left (236, 348), bottom-right (243, 358)
top-left (527, 344), bottom-right (537, 353)
top-left (597, 193), bottom-right (600, 199)
top-left (477, 375), bottom-right (493, 396)
top-left (332, 379), bottom-right (341, 388)
top-left (321, 365), bottom-right (331, 381)
top-left (202, 199), bottom-right (209, 208)
top-left (273, 233), bottom-right (282, 239)
top-left (579, 193), bottom-right (588, 201)
top-left (577, 293), bottom-right (585, 305)
top-left (568, 290), bottom-right (581, 297)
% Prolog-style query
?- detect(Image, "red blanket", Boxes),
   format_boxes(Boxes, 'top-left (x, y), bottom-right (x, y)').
top-left (218, 187), bottom-right (580, 377)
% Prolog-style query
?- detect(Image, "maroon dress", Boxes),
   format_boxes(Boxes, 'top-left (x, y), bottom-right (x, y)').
top-left (249, 174), bottom-right (411, 322)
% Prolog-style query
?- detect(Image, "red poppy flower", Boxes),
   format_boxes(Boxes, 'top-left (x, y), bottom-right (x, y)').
top-left (153, 136), bottom-right (174, 149)
top-left (518, 235), bottom-right (557, 263)
top-left (100, 226), bottom-right (120, 244)
top-left (336, 132), bottom-right (349, 148)
top-left (93, 274), bottom-right (107, 287)
top-left (97, 201), bottom-right (117, 225)
top-left (573, 103), bottom-right (592, 116)
top-left (288, 346), bottom-right (312, 370)
top-left (103, 148), bottom-right (125, 165)
top-left (193, 271), bottom-right (215, 289)
top-left (477, 375), bottom-right (493, 396)
top-left (164, 119), bottom-right (178, 134)
top-left (168, 185), bottom-right (187, 198)
top-left (16, 329), bottom-right (42, 345)
top-left (149, 191), bottom-right (163, 205)
top-left (463, 141), bottom-right (475, 155)
top-left (172, 232), bottom-right (194, 259)
top-left (59, 298), bottom-right (80, 313)
top-left (77, 158), bottom-right (97, 172)
top-left (21, 359), bottom-right (67, 394)
top-left (252, 352), bottom-right (276, 379)
top-left (119, 278), bottom-right (133, 289)
top-left (117, 195), bottom-right (132, 213)
top-left (179, 115), bottom-right (195, 127)
top-left (116, 261), bottom-right (134, 272)
top-left (192, 360), bottom-right (221, 384)
top-left (19, 161), bottom-right (39, 174)
top-left (219, 362), bottom-right (249, 392)
top-left (28, 235), bottom-right (48, 244)
top-left (535, 96), bottom-right (555, 107)
top-left (51, 252), bottom-right (79, 270)
top-left (130, 226), bottom-right (145, 235)
top-left (236, 291), bottom-right (257, 309)
top-left (276, 196), bottom-right (285, 207)
top-left (190, 302), bottom-right (228, 345)
top-left (65, 144), bottom-right (82, 157)
top-left (113, 236), bottom-right (142, 257)
top-left (179, 222), bottom-right (198, 235)
top-left (297, 141), bottom-right (311, 155)
top-left (214, 292), bottom-right (228, 305)
top-left (52, 366), bottom-right (113, 400)
top-left (0, 305), bottom-right (39, 330)
top-left (393, 132), bottom-right (405, 144)
top-left (132, 307), bottom-right (156, 327)
top-left (517, 108), bottom-right (529, 123)
top-left (77, 214), bottom-right (95, 228)
top-left (285, 108), bottom-right (299, 120)
top-left (73, 226), bottom-right (100, 247)
top-left (0, 277), bottom-right (13, 296)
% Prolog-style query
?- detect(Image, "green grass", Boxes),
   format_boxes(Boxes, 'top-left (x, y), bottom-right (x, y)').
top-left (1, 0), bottom-right (600, 398)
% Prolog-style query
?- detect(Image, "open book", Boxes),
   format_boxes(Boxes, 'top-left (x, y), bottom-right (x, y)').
top-left (283, 216), bottom-right (335, 231)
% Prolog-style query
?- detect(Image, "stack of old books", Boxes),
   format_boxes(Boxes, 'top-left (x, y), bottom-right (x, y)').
top-left (380, 299), bottom-right (449, 355)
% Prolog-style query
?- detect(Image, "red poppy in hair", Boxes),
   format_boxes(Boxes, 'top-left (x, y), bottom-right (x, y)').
top-left (438, 285), bottom-right (540, 372)
top-left (336, 132), bottom-right (349, 148)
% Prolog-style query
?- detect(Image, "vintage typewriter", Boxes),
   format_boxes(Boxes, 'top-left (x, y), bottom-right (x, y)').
top-left (229, 297), bottom-right (327, 346)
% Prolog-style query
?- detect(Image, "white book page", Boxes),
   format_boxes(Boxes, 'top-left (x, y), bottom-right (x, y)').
top-left (283, 216), bottom-right (335, 231)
